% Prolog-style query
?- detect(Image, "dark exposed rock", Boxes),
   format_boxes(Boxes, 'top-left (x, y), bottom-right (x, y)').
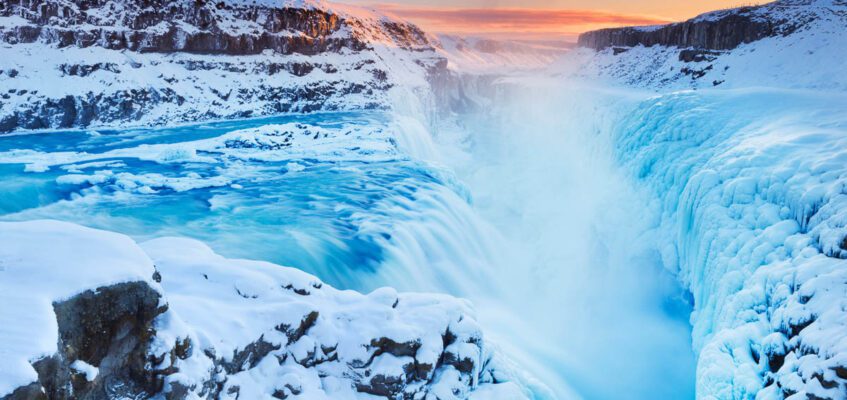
top-left (369, 337), bottom-right (421, 359)
top-left (2, 281), bottom-right (166, 400)
top-left (444, 352), bottom-right (476, 374)
top-left (577, 0), bottom-right (823, 51)
top-left (0, 383), bottom-right (46, 400)
top-left (59, 63), bottom-right (121, 77)
top-left (579, 14), bottom-right (778, 51)
top-left (1, 0), bottom-right (352, 55)
top-left (271, 382), bottom-right (301, 400)
top-left (0, 0), bottom-right (435, 55)
top-left (0, 79), bottom-right (381, 133)
top-left (221, 335), bottom-right (281, 374)
top-left (679, 49), bottom-right (722, 63)
top-left (355, 374), bottom-right (404, 398)
top-left (275, 311), bottom-right (319, 344)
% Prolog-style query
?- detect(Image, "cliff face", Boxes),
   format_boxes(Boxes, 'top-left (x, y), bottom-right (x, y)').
top-left (1, 0), bottom-right (435, 54)
top-left (577, 0), bottom-right (841, 51)
top-left (0, 0), bottom-right (441, 133)
top-left (564, 0), bottom-right (847, 90)
top-left (578, 15), bottom-right (777, 51)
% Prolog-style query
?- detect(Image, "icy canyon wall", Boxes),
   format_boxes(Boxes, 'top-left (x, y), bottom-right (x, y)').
top-left (566, 1), bottom-right (847, 398)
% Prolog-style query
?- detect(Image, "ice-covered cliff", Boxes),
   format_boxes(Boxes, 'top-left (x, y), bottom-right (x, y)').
top-left (564, 1), bottom-right (847, 399)
top-left (0, 0), bottom-right (443, 132)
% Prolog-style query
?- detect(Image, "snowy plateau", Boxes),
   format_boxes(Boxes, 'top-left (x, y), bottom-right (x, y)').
top-left (1, 0), bottom-right (847, 400)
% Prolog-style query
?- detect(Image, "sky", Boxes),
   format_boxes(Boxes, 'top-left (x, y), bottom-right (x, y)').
top-left (337, 1), bottom-right (770, 41)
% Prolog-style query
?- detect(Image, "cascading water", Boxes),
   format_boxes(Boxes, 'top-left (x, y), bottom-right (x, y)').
top-left (374, 78), bottom-right (699, 399)
top-left (0, 78), bottom-right (699, 399)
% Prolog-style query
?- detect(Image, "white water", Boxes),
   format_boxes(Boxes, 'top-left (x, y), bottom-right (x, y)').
top-left (375, 79), bottom-right (698, 398)
top-left (0, 80), bottom-right (699, 399)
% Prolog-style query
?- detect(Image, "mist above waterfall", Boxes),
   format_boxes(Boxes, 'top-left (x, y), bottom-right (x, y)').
top-left (376, 77), bottom-right (699, 399)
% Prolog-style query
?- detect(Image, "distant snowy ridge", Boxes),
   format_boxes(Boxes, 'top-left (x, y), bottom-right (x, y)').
top-left (566, 0), bottom-right (847, 91)
top-left (0, 220), bottom-right (526, 400)
top-left (0, 0), bottom-right (443, 133)
top-left (577, 0), bottom-right (845, 51)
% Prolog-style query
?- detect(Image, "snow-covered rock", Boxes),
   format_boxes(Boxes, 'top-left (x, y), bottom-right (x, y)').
top-left (566, 0), bottom-right (847, 91)
top-left (0, 0), bottom-right (443, 133)
top-left (578, 0), bottom-right (842, 51)
top-left (0, 220), bottom-right (524, 399)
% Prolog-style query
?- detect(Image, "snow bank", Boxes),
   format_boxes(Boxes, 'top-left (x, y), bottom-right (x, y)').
top-left (0, 220), bottom-right (527, 399)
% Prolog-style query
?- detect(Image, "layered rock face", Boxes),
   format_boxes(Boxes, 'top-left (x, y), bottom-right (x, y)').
top-left (1, 0), bottom-right (357, 55)
top-left (564, 0), bottom-right (847, 90)
top-left (0, 221), bottom-right (524, 400)
top-left (577, 0), bottom-right (842, 51)
top-left (0, 0), bottom-right (442, 133)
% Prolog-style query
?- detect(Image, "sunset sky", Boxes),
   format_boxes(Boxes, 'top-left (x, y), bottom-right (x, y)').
top-left (338, 1), bottom-right (770, 41)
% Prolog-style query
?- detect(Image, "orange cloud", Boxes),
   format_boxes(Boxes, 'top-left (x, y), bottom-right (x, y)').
top-left (370, 4), bottom-right (672, 40)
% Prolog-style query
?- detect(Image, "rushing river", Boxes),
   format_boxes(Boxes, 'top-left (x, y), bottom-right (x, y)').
top-left (0, 100), bottom-right (696, 399)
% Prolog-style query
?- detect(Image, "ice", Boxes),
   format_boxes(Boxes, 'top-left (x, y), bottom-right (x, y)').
top-left (610, 88), bottom-right (847, 398)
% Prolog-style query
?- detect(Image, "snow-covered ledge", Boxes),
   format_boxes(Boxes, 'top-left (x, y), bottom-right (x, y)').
top-left (0, 220), bottom-right (525, 399)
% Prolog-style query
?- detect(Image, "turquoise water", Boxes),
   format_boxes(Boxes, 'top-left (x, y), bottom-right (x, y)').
top-left (0, 112), bottom-right (472, 291)
top-left (0, 108), bottom-right (697, 399)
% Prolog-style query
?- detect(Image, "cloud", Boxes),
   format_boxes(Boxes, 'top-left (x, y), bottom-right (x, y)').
top-left (369, 4), bottom-right (672, 39)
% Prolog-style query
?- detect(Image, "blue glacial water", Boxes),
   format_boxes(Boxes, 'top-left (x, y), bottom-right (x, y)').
top-left (0, 106), bottom-right (697, 400)
top-left (0, 112), bottom-right (483, 292)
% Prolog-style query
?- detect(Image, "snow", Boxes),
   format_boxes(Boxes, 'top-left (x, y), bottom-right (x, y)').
top-left (0, 44), bottom-right (387, 129)
top-left (2, 0), bottom-right (846, 399)
top-left (0, 0), bottom-right (442, 133)
top-left (0, 218), bottom-right (530, 399)
top-left (558, 1), bottom-right (847, 92)
top-left (70, 360), bottom-right (99, 382)
top-left (0, 220), bottom-right (160, 396)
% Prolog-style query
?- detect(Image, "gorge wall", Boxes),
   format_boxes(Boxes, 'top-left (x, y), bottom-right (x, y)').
top-left (0, 0), bottom-right (443, 133)
top-left (576, 0), bottom-right (839, 51)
